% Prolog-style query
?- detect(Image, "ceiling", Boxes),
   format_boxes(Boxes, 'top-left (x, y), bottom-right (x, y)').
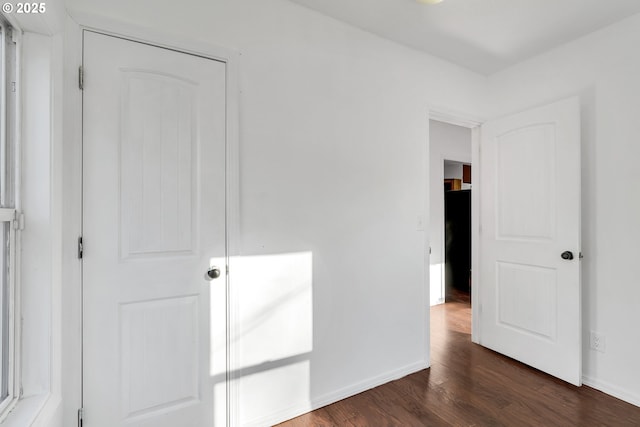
top-left (287, 0), bottom-right (640, 74)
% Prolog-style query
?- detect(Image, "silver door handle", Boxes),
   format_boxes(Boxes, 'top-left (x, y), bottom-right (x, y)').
top-left (205, 266), bottom-right (221, 281)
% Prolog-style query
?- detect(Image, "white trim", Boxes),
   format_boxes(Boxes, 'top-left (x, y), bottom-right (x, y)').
top-left (423, 117), bottom-right (430, 367)
top-left (12, 27), bottom-right (23, 411)
top-left (242, 360), bottom-right (428, 427)
top-left (0, 18), bottom-right (21, 422)
top-left (0, 212), bottom-right (18, 421)
top-left (429, 108), bottom-right (484, 129)
top-left (59, 16), bottom-right (83, 427)
top-left (13, 28), bottom-right (22, 213)
top-left (224, 38), bottom-right (242, 427)
top-left (583, 375), bottom-right (640, 408)
top-left (470, 127), bottom-right (480, 343)
top-left (0, 393), bottom-right (50, 426)
top-left (0, 14), bottom-right (19, 32)
top-left (71, 11), bottom-right (239, 65)
top-left (0, 208), bottom-right (14, 221)
top-left (0, 24), bottom-right (7, 208)
top-left (75, 18), bottom-right (241, 425)
top-left (42, 29), bottom-right (65, 427)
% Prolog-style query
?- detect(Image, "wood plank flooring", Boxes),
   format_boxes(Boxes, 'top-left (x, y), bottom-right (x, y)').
top-left (276, 302), bottom-right (640, 426)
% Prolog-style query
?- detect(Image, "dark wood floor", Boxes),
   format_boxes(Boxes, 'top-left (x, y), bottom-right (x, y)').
top-left (277, 301), bottom-right (640, 426)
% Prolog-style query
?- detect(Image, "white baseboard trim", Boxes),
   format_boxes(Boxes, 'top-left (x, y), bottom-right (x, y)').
top-left (243, 359), bottom-right (428, 427)
top-left (583, 375), bottom-right (640, 408)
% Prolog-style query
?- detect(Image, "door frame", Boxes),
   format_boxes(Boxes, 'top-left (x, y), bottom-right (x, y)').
top-left (71, 18), bottom-right (241, 425)
top-left (427, 109), bottom-right (482, 349)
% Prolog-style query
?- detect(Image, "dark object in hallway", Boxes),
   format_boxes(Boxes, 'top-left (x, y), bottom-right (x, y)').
top-left (276, 302), bottom-right (640, 426)
top-left (445, 189), bottom-right (471, 302)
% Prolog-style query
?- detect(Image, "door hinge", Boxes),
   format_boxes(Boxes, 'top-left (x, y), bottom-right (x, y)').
top-left (12, 213), bottom-right (24, 230)
top-left (78, 408), bottom-right (84, 427)
top-left (79, 66), bottom-right (84, 90)
top-left (78, 237), bottom-right (83, 259)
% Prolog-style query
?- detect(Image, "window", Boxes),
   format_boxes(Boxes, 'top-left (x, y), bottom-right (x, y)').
top-left (0, 16), bottom-right (19, 418)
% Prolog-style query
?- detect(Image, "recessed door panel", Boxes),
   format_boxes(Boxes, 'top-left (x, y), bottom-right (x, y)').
top-left (120, 296), bottom-right (199, 419)
top-left (496, 124), bottom-right (556, 241)
top-left (120, 72), bottom-right (197, 259)
top-left (496, 261), bottom-right (557, 340)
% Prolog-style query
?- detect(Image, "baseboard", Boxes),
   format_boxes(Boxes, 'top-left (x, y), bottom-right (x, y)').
top-left (242, 359), bottom-right (428, 427)
top-left (583, 375), bottom-right (640, 408)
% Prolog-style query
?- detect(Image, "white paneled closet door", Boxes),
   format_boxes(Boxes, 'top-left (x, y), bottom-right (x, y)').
top-left (82, 31), bottom-right (228, 426)
top-left (478, 97), bottom-right (582, 385)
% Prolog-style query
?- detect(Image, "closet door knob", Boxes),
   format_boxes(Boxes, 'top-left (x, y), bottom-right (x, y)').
top-left (561, 251), bottom-right (574, 260)
top-left (205, 266), bottom-right (221, 280)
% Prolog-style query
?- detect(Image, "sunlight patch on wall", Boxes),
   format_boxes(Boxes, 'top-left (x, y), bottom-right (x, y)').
top-left (231, 251), bottom-right (313, 425)
top-left (430, 262), bottom-right (444, 306)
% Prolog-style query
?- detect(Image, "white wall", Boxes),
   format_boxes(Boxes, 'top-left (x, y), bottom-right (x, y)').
top-left (428, 121), bottom-right (471, 305)
top-left (486, 13), bottom-right (640, 406)
top-left (61, 0), bottom-right (486, 425)
top-left (444, 161), bottom-right (463, 180)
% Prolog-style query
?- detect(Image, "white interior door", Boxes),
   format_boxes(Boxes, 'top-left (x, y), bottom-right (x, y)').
top-left (478, 97), bottom-right (581, 385)
top-left (82, 31), bottom-right (228, 426)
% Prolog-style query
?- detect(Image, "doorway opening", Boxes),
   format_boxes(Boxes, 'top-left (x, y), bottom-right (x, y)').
top-left (428, 118), bottom-right (476, 356)
top-left (428, 119), bottom-right (473, 304)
